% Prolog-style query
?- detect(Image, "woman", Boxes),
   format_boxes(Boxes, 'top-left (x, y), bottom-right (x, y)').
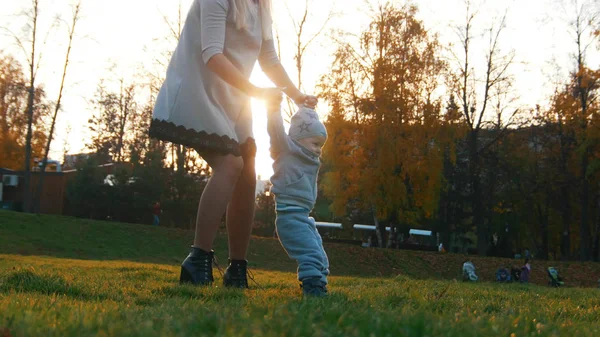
top-left (149, 0), bottom-right (317, 287)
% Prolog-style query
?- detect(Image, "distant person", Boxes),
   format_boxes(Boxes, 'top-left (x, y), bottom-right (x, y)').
top-left (266, 96), bottom-right (329, 297)
top-left (511, 266), bottom-right (521, 282)
top-left (496, 267), bottom-right (511, 282)
top-left (520, 258), bottom-right (531, 283)
top-left (149, 0), bottom-right (318, 287)
top-left (462, 260), bottom-right (479, 282)
top-left (152, 202), bottom-right (161, 226)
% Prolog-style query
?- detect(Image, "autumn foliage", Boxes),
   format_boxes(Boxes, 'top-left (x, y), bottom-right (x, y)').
top-left (317, 2), bottom-right (600, 260)
top-left (0, 55), bottom-right (49, 170)
top-left (319, 4), bottom-right (460, 229)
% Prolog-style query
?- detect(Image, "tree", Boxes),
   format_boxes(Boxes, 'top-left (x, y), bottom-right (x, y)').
top-left (448, 0), bottom-right (520, 255)
top-left (3, 0), bottom-right (44, 211)
top-left (34, 0), bottom-right (82, 213)
top-left (128, 101), bottom-right (155, 165)
top-left (318, 3), bottom-right (450, 247)
top-left (65, 157), bottom-right (106, 219)
top-left (534, 0), bottom-right (600, 260)
top-left (436, 94), bottom-right (469, 251)
top-left (0, 54), bottom-right (49, 171)
top-left (0, 55), bottom-right (28, 168)
top-left (568, 1), bottom-right (599, 261)
top-left (87, 79), bottom-right (139, 163)
top-left (505, 121), bottom-right (555, 259)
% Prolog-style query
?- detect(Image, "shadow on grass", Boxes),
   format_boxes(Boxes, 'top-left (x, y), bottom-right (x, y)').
top-left (0, 268), bottom-right (253, 307)
top-left (0, 269), bottom-right (109, 302)
top-left (116, 267), bottom-right (175, 282)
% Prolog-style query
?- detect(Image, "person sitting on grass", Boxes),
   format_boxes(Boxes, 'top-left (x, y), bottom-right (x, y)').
top-left (520, 258), bottom-right (531, 283)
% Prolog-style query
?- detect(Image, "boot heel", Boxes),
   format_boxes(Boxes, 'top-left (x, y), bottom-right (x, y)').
top-left (179, 266), bottom-right (193, 284)
top-left (179, 247), bottom-right (215, 286)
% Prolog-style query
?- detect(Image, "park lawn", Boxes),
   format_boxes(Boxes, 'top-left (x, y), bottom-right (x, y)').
top-left (1, 211), bottom-right (600, 336)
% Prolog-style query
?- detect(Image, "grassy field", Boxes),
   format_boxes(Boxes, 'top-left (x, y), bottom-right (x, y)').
top-left (1, 211), bottom-right (600, 336)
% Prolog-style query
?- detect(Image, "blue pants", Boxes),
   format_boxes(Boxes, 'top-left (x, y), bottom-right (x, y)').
top-left (152, 215), bottom-right (160, 226)
top-left (275, 209), bottom-right (329, 284)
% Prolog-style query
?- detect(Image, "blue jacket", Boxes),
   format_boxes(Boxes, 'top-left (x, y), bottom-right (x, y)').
top-left (267, 109), bottom-right (321, 211)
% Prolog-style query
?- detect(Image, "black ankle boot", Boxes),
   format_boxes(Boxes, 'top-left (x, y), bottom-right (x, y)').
top-left (223, 259), bottom-right (248, 288)
top-left (179, 247), bottom-right (214, 286)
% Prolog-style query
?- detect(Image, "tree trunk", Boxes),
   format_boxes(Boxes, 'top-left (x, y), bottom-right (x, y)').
top-left (580, 154), bottom-right (590, 261)
top-left (373, 211), bottom-right (384, 248)
top-left (474, 195), bottom-right (488, 255)
top-left (23, 82), bottom-right (35, 213)
top-left (172, 144), bottom-right (187, 226)
top-left (23, 1), bottom-right (40, 213)
top-left (593, 211), bottom-right (600, 262)
top-left (575, 10), bottom-right (591, 261)
top-left (116, 87), bottom-right (126, 163)
top-left (438, 192), bottom-right (451, 251)
top-left (536, 200), bottom-right (550, 260)
top-left (560, 184), bottom-right (571, 260)
top-left (439, 146), bottom-right (454, 250)
top-left (593, 190), bottom-right (600, 262)
top-left (468, 131), bottom-right (487, 256)
top-left (34, 3), bottom-right (79, 213)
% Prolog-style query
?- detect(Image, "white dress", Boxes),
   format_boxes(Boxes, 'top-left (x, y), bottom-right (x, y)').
top-left (149, 0), bottom-right (280, 157)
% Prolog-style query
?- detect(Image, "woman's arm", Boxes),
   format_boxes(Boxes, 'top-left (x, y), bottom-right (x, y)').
top-left (206, 54), bottom-right (261, 96)
top-left (259, 38), bottom-right (318, 107)
top-left (261, 61), bottom-right (303, 103)
top-left (200, 0), bottom-right (278, 99)
top-left (263, 63), bottom-right (318, 107)
top-left (206, 54), bottom-right (283, 102)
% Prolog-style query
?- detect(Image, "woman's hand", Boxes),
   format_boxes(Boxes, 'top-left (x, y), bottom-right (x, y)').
top-left (250, 86), bottom-right (284, 101)
top-left (250, 87), bottom-right (283, 112)
top-left (293, 93), bottom-right (318, 109)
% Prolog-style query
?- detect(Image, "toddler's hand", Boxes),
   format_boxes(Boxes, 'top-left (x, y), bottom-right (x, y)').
top-left (251, 87), bottom-right (283, 112)
top-left (294, 94), bottom-right (318, 109)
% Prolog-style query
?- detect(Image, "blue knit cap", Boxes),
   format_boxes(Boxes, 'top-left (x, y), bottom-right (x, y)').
top-left (288, 107), bottom-right (328, 141)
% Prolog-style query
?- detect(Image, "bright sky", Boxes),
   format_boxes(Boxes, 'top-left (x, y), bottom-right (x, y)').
top-left (0, 0), bottom-right (598, 179)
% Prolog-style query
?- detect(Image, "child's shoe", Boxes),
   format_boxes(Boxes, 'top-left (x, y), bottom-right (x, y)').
top-left (301, 277), bottom-right (328, 297)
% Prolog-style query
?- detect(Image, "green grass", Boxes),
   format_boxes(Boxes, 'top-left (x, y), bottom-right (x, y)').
top-left (1, 211), bottom-right (600, 336)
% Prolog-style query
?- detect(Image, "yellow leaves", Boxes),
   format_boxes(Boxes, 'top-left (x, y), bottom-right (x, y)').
top-left (0, 54), bottom-right (51, 170)
top-left (317, 3), bottom-right (466, 224)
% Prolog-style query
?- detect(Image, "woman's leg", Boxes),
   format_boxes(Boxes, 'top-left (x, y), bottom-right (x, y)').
top-left (192, 153), bottom-right (244, 251)
top-left (225, 150), bottom-right (256, 260)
